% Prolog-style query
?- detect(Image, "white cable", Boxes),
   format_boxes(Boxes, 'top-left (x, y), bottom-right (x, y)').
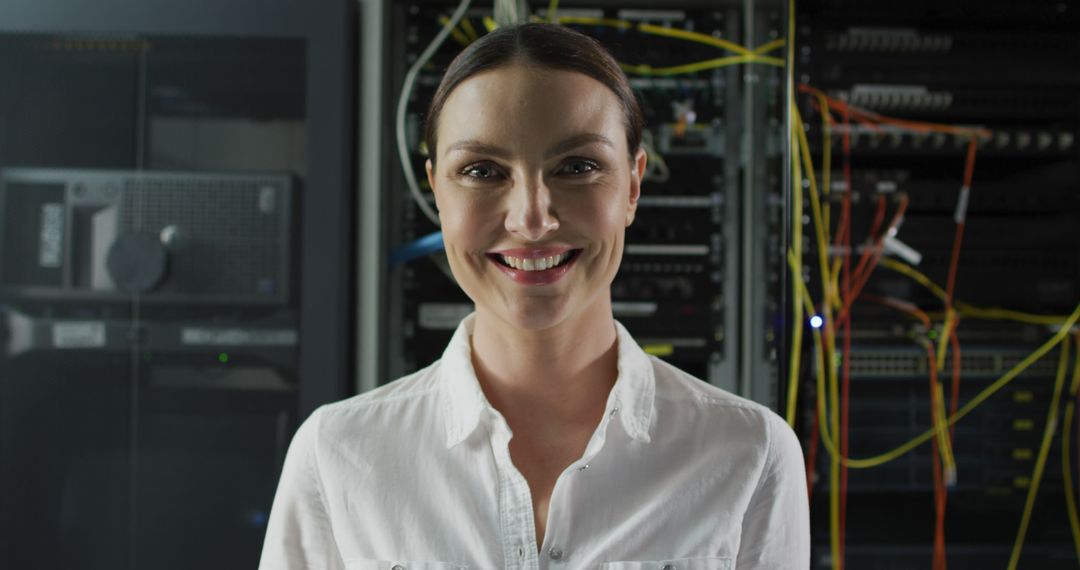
top-left (395, 0), bottom-right (474, 226)
top-left (494, 0), bottom-right (529, 26)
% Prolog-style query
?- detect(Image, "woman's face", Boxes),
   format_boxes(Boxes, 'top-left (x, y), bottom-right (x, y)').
top-left (427, 65), bottom-right (646, 332)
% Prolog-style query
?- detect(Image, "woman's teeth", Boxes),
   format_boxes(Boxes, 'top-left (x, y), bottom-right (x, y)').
top-left (499, 251), bottom-right (572, 271)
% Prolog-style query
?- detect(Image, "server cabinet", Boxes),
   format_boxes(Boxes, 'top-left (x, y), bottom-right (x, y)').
top-left (0, 1), bottom-right (356, 568)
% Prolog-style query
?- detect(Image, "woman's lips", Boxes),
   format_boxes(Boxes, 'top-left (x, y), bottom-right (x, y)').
top-left (486, 249), bottom-right (581, 285)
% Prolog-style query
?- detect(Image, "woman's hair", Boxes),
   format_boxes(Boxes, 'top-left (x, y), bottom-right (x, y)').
top-left (424, 22), bottom-right (645, 165)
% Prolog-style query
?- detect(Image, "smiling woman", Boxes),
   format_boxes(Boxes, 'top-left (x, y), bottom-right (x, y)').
top-left (259, 23), bottom-right (809, 570)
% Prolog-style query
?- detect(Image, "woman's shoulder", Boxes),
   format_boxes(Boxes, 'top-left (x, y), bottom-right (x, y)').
top-left (648, 355), bottom-right (802, 465)
top-left (649, 356), bottom-right (794, 438)
top-left (650, 356), bottom-right (772, 414)
top-left (310, 359), bottom-right (447, 431)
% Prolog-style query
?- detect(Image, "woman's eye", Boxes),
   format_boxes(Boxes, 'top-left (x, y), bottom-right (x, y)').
top-left (461, 163), bottom-right (501, 180)
top-left (559, 159), bottom-right (599, 175)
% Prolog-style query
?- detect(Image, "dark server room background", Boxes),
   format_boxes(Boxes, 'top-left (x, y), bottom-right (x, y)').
top-left (0, 0), bottom-right (1077, 568)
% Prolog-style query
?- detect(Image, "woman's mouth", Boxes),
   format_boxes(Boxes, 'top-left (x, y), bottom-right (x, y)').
top-left (486, 249), bottom-right (582, 285)
top-left (493, 250), bottom-right (578, 271)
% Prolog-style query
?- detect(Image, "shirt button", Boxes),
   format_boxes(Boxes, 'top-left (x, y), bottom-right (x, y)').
top-left (517, 545), bottom-right (525, 558)
top-left (661, 565), bottom-right (676, 570)
top-left (549, 546), bottom-right (564, 561)
top-left (391, 566), bottom-right (406, 570)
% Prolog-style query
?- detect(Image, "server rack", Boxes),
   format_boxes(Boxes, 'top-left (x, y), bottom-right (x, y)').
top-left (379, 0), bottom-right (787, 405)
top-left (791, 1), bottom-right (1080, 567)
top-left (0, 1), bottom-right (356, 567)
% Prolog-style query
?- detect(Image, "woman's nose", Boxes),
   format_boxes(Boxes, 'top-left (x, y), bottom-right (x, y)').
top-left (504, 174), bottom-right (560, 241)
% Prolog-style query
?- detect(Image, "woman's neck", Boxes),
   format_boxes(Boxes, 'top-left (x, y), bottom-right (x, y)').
top-left (469, 301), bottom-right (619, 430)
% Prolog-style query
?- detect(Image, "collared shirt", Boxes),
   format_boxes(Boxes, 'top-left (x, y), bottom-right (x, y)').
top-left (259, 315), bottom-right (809, 570)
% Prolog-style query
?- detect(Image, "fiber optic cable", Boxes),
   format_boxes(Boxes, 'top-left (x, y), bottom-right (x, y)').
top-left (877, 257), bottom-right (1071, 326)
top-left (556, 16), bottom-right (785, 68)
top-left (1062, 334), bottom-right (1080, 562)
top-left (388, 232), bottom-right (445, 266)
top-left (622, 54), bottom-right (783, 77)
top-left (785, 116), bottom-right (806, 427)
top-left (788, 248), bottom-right (842, 570)
top-left (799, 85), bottom-right (991, 139)
top-left (813, 301), bottom-right (1080, 469)
top-left (459, 17), bottom-right (479, 41)
top-left (784, 0), bottom-right (804, 429)
top-left (794, 103), bottom-right (846, 569)
top-left (437, 15), bottom-right (473, 47)
top-left (859, 294), bottom-right (952, 568)
top-left (397, 0), bottom-right (474, 227)
top-left (1007, 337), bottom-right (1071, 570)
top-left (753, 37), bottom-right (786, 55)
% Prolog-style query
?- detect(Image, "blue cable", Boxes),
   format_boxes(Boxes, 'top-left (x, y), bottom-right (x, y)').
top-left (388, 231), bottom-right (445, 266)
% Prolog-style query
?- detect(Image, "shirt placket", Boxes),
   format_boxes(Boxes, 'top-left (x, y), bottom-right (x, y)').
top-left (491, 419), bottom-right (540, 570)
top-left (540, 405), bottom-right (619, 570)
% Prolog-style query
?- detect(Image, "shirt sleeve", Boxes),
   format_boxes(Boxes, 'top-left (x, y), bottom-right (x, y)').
top-left (735, 411), bottom-right (811, 569)
top-left (259, 407), bottom-right (346, 570)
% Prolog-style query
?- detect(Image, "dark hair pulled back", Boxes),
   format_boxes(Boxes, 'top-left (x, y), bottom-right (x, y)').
top-left (424, 23), bottom-right (645, 165)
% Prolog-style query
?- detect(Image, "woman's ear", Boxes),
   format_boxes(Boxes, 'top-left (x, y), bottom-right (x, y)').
top-left (425, 159), bottom-right (438, 211)
top-left (626, 146), bottom-right (648, 227)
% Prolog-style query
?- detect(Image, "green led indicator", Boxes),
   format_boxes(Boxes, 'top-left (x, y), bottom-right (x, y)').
top-left (218, 352), bottom-right (229, 364)
top-left (928, 329), bottom-right (939, 340)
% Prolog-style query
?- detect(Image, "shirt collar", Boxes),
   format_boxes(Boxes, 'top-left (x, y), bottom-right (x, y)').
top-left (440, 314), bottom-right (488, 448)
top-left (610, 319), bottom-right (655, 443)
top-left (439, 314), bottom-right (656, 448)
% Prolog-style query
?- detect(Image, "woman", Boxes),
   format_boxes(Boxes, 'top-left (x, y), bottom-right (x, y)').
top-left (260, 23), bottom-right (808, 569)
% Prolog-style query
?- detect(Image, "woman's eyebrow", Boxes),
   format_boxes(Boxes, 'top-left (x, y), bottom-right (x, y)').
top-left (443, 140), bottom-right (511, 158)
top-left (545, 133), bottom-right (614, 158)
top-left (442, 133), bottom-right (614, 159)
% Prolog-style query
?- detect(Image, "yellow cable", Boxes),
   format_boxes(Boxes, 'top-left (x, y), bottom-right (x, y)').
top-left (795, 107), bottom-right (843, 483)
top-left (814, 301), bottom-right (1080, 469)
top-left (1008, 337), bottom-right (1071, 570)
top-left (1062, 334), bottom-right (1080, 562)
top-left (438, 15), bottom-right (472, 47)
top-left (621, 54), bottom-right (783, 76)
top-left (877, 257), bottom-right (947, 301)
top-left (482, 16), bottom-right (498, 32)
top-left (792, 106), bottom-right (835, 333)
top-left (547, 0), bottom-right (559, 22)
top-left (793, 106), bottom-right (833, 311)
top-left (791, 250), bottom-right (841, 570)
top-left (877, 257), bottom-right (1070, 326)
top-left (813, 91), bottom-right (832, 240)
top-left (556, 17), bottom-right (784, 75)
top-left (785, 126), bottom-right (806, 426)
top-left (784, 0), bottom-right (804, 429)
top-left (936, 308), bottom-right (955, 371)
top-left (638, 22), bottom-right (752, 55)
top-left (955, 304), bottom-right (1069, 326)
top-left (556, 16), bottom-right (764, 58)
top-left (459, 16), bottom-right (479, 41)
top-left (753, 37), bottom-right (787, 55)
top-left (933, 381), bottom-right (957, 484)
top-left (828, 257), bottom-right (842, 312)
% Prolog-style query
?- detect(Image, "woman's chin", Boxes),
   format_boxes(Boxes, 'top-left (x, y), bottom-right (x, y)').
top-left (494, 299), bottom-right (573, 333)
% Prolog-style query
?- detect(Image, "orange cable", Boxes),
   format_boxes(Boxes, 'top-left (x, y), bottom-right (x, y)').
top-left (837, 195), bottom-right (911, 323)
top-left (861, 296), bottom-right (948, 567)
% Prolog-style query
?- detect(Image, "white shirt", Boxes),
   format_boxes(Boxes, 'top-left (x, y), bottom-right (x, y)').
top-left (259, 315), bottom-right (809, 570)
